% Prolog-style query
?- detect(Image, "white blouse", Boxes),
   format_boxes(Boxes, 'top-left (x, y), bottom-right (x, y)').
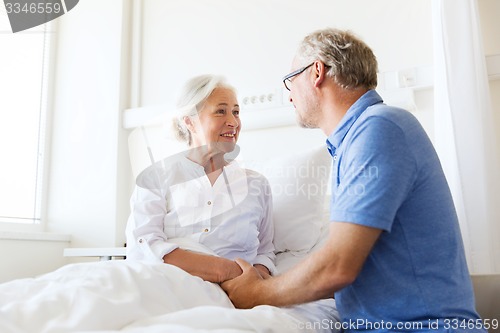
top-left (125, 154), bottom-right (276, 274)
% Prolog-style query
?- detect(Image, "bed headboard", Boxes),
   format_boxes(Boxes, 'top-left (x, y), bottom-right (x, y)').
top-left (126, 106), bottom-right (332, 255)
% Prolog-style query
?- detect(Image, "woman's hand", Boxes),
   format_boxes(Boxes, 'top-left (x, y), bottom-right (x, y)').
top-left (221, 259), bottom-right (243, 282)
top-left (253, 264), bottom-right (272, 279)
top-left (164, 248), bottom-right (242, 283)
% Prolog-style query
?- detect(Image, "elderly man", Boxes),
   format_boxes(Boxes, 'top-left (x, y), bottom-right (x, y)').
top-left (221, 28), bottom-right (485, 333)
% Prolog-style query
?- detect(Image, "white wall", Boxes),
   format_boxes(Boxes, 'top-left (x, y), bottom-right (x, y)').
top-left (45, 0), bottom-right (132, 251)
top-left (478, 0), bottom-right (500, 275)
top-left (138, 0), bottom-right (433, 107)
top-left (478, 0), bottom-right (500, 149)
top-left (0, 236), bottom-right (69, 283)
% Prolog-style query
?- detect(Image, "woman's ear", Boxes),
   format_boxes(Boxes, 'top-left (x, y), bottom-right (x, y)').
top-left (183, 116), bottom-right (196, 133)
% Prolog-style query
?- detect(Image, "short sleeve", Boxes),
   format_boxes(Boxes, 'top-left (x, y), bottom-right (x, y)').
top-left (330, 116), bottom-right (417, 231)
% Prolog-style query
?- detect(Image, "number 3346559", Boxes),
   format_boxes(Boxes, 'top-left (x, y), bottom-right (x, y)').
top-left (5, 2), bottom-right (62, 14)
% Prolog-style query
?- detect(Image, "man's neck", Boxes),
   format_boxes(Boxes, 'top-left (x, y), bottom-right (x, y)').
top-left (320, 87), bottom-right (368, 136)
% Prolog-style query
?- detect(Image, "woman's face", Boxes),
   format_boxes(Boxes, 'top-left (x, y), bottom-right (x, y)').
top-left (187, 87), bottom-right (241, 153)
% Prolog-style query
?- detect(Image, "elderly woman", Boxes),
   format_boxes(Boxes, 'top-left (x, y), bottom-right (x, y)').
top-left (125, 75), bottom-right (276, 283)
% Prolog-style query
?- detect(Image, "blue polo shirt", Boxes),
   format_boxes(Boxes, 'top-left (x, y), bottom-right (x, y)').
top-left (328, 90), bottom-right (484, 332)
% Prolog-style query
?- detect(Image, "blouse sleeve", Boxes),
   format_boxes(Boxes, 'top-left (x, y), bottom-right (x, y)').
top-left (251, 177), bottom-right (278, 275)
top-left (125, 168), bottom-right (179, 262)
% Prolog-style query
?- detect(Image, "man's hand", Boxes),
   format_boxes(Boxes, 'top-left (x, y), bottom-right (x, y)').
top-left (224, 223), bottom-right (382, 309)
top-left (220, 258), bottom-right (266, 309)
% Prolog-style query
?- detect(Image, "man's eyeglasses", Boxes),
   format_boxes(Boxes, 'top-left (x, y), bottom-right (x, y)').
top-left (282, 62), bottom-right (314, 91)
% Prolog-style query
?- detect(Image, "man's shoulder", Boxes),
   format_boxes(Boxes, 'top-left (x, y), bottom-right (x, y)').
top-left (362, 104), bottom-right (416, 124)
top-left (351, 104), bottom-right (425, 144)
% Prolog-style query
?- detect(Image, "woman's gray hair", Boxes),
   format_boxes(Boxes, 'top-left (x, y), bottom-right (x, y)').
top-left (297, 28), bottom-right (378, 90)
top-left (172, 74), bottom-right (236, 145)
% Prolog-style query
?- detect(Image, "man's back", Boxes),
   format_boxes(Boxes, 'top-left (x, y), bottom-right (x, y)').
top-left (329, 91), bottom-right (483, 331)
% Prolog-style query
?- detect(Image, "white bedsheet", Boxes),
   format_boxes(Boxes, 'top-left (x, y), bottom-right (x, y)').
top-left (0, 241), bottom-right (340, 333)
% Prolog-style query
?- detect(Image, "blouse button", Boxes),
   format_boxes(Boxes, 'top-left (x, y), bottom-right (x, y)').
top-left (204, 228), bottom-right (209, 232)
top-left (207, 201), bottom-right (212, 205)
top-left (138, 238), bottom-right (144, 243)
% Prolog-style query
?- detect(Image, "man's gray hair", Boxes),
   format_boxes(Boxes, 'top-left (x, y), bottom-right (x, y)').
top-left (297, 28), bottom-right (378, 90)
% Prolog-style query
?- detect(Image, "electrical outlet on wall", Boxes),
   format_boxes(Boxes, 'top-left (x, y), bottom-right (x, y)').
top-left (398, 68), bottom-right (417, 88)
top-left (240, 88), bottom-right (291, 110)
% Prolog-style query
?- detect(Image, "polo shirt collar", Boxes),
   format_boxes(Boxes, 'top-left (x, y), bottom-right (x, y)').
top-left (326, 90), bottom-right (383, 155)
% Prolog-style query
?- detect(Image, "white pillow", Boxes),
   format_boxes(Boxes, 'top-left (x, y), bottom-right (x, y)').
top-left (245, 146), bottom-right (332, 254)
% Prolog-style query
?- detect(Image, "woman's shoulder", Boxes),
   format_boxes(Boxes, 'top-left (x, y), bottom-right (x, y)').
top-left (225, 161), bottom-right (267, 182)
top-left (242, 167), bottom-right (271, 187)
top-left (243, 167), bottom-right (264, 178)
top-left (135, 154), bottom-right (189, 188)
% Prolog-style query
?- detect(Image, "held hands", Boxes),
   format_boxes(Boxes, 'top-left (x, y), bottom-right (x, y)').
top-left (222, 260), bottom-right (270, 283)
top-left (220, 258), bottom-right (267, 309)
top-left (253, 264), bottom-right (272, 279)
top-left (222, 259), bottom-right (244, 282)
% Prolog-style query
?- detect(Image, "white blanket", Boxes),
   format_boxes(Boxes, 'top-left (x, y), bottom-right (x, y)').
top-left (0, 241), bottom-right (340, 333)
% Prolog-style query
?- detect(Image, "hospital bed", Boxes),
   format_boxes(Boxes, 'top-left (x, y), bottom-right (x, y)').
top-left (0, 105), bottom-right (342, 333)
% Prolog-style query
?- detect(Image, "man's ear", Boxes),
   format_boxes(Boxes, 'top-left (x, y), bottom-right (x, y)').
top-left (313, 61), bottom-right (327, 88)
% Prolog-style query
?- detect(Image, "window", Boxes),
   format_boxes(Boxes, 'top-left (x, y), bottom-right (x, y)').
top-left (0, 9), bottom-right (52, 227)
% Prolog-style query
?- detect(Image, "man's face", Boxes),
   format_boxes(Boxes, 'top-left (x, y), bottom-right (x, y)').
top-left (287, 57), bottom-right (320, 129)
